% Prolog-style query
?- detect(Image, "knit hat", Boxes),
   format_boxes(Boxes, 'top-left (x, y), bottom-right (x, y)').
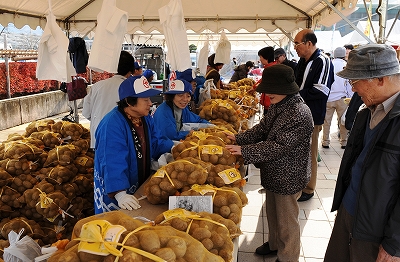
top-left (176, 68), bottom-right (195, 82)
top-left (337, 44), bottom-right (400, 80)
top-left (256, 64), bottom-right (299, 95)
top-left (274, 48), bottom-right (286, 59)
top-left (258, 47), bottom-right (274, 63)
top-left (164, 79), bottom-right (193, 95)
top-left (119, 75), bottom-right (161, 100)
top-left (333, 47), bottom-right (346, 58)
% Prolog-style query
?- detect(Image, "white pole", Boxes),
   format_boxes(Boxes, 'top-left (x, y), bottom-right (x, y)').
top-left (4, 34), bottom-right (11, 98)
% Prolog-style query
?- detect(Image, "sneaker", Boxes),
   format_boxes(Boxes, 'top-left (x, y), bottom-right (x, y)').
top-left (255, 242), bottom-right (278, 256)
top-left (322, 145), bottom-right (329, 149)
top-left (297, 192), bottom-right (314, 202)
top-left (341, 145), bottom-right (346, 149)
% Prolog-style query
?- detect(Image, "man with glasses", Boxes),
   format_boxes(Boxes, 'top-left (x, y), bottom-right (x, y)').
top-left (293, 29), bottom-right (334, 202)
top-left (325, 44), bottom-right (400, 261)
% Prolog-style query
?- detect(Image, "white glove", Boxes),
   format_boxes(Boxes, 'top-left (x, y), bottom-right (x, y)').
top-left (115, 191), bottom-right (141, 210)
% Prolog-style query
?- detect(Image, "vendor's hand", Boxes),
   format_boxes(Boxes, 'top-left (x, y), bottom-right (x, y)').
top-left (376, 245), bottom-right (400, 262)
top-left (247, 88), bottom-right (256, 96)
top-left (224, 132), bottom-right (236, 142)
top-left (115, 191), bottom-right (141, 210)
top-left (226, 145), bottom-right (242, 156)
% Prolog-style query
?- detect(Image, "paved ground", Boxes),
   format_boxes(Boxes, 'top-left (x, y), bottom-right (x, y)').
top-left (0, 109), bottom-right (343, 262)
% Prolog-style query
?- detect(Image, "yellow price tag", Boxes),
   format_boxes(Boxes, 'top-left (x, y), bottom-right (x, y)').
top-left (191, 184), bottom-right (216, 195)
top-left (78, 220), bottom-right (127, 256)
top-left (201, 145), bottom-right (223, 155)
top-left (192, 131), bottom-right (209, 140)
top-left (153, 168), bottom-right (167, 178)
top-left (163, 208), bottom-right (195, 220)
top-left (218, 102), bottom-right (233, 109)
top-left (229, 91), bottom-right (241, 99)
top-left (218, 168), bottom-right (241, 184)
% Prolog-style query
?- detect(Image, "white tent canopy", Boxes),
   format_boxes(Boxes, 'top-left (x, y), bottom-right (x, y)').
top-left (0, 0), bottom-right (359, 47)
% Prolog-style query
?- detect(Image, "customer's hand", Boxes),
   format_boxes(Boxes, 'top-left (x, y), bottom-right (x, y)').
top-left (115, 191), bottom-right (141, 210)
top-left (224, 132), bottom-right (236, 142)
top-left (225, 144), bottom-right (242, 156)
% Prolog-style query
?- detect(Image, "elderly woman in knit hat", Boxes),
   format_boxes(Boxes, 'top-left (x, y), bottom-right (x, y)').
top-left (226, 64), bottom-right (314, 261)
top-left (93, 75), bottom-right (173, 214)
top-left (152, 78), bottom-right (209, 141)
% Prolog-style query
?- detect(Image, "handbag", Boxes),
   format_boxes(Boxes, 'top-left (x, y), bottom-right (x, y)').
top-left (66, 76), bottom-right (88, 101)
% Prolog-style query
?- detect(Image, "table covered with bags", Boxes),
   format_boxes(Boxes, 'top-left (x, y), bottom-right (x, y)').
top-left (0, 78), bottom-right (260, 262)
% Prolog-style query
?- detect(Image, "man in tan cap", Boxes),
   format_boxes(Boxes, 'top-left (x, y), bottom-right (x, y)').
top-left (325, 44), bottom-right (400, 261)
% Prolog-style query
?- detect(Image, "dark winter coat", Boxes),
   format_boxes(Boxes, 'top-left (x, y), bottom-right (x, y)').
top-left (236, 94), bottom-right (314, 195)
top-left (68, 37), bottom-right (89, 74)
top-left (229, 64), bottom-right (248, 82)
top-left (331, 94), bottom-right (400, 256)
top-left (295, 49), bottom-right (333, 125)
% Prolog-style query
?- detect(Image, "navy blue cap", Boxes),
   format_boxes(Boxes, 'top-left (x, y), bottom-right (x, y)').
top-left (176, 68), bottom-right (195, 82)
top-left (143, 69), bottom-right (154, 79)
top-left (134, 62), bottom-right (143, 70)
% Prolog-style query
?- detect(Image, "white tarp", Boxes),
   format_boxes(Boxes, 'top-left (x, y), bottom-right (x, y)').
top-left (0, 0), bottom-right (354, 47)
top-left (158, 0), bottom-right (191, 71)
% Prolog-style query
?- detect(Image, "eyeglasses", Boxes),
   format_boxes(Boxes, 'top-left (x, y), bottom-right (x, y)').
top-left (293, 42), bottom-right (305, 48)
top-left (349, 79), bottom-right (360, 87)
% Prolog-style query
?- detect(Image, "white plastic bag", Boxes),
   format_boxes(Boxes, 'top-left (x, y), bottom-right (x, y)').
top-left (198, 79), bottom-right (216, 106)
top-left (181, 123), bottom-right (215, 131)
top-left (214, 32), bottom-right (231, 64)
top-left (198, 39), bottom-right (210, 75)
top-left (3, 229), bottom-right (42, 262)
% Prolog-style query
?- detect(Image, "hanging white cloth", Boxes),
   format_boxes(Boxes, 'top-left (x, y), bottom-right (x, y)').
top-left (158, 0), bottom-right (192, 71)
top-left (214, 31), bottom-right (231, 64)
top-left (36, 0), bottom-right (75, 82)
top-left (87, 0), bottom-right (128, 73)
top-left (198, 39), bottom-right (210, 75)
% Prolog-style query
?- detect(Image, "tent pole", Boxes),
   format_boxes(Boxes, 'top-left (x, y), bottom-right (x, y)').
top-left (4, 34), bottom-right (11, 98)
top-left (377, 0), bottom-right (388, 44)
top-left (385, 9), bottom-right (400, 41)
top-left (321, 0), bottom-right (373, 44)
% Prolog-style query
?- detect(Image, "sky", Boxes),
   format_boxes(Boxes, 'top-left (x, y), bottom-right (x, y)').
top-left (0, 23), bottom-right (43, 36)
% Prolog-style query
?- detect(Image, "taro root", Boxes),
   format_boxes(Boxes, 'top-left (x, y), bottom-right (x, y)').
top-left (43, 145), bottom-right (79, 167)
top-left (30, 131), bottom-right (62, 149)
top-left (0, 169), bottom-right (13, 187)
top-left (0, 158), bottom-right (39, 176)
top-left (0, 217), bottom-right (44, 240)
top-left (73, 155), bottom-right (94, 174)
top-left (3, 140), bottom-right (43, 161)
top-left (10, 173), bottom-right (38, 193)
top-left (144, 160), bottom-right (208, 204)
